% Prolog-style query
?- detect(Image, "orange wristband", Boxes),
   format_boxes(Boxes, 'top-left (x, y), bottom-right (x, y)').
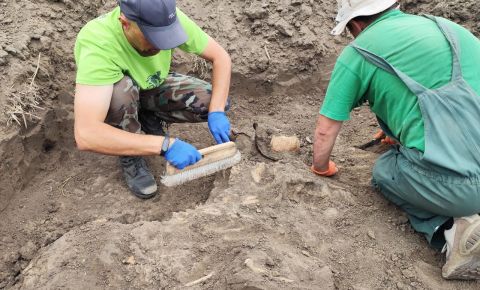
top-left (311, 160), bottom-right (338, 177)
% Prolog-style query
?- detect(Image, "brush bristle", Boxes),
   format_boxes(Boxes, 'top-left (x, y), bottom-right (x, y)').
top-left (161, 151), bottom-right (241, 187)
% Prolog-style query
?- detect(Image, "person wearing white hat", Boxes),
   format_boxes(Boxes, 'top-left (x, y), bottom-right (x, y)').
top-left (311, 0), bottom-right (480, 280)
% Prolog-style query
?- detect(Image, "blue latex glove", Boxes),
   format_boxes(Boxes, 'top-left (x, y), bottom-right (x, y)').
top-left (208, 111), bottom-right (230, 144)
top-left (164, 139), bottom-right (202, 170)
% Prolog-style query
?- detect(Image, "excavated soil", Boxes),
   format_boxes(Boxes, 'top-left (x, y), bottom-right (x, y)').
top-left (1, 0), bottom-right (480, 289)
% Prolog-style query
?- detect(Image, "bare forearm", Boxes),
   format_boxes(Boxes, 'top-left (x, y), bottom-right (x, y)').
top-left (313, 115), bottom-right (342, 171)
top-left (208, 52), bottom-right (231, 112)
top-left (313, 129), bottom-right (336, 171)
top-left (75, 121), bottom-right (167, 156)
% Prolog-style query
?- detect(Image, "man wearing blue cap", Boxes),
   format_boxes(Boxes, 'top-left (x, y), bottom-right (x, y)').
top-left (73, 0), bottom-right (232, 199)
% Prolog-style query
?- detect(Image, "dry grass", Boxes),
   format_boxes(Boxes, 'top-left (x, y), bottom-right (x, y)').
top-left (4, 53), bottom-right (44, 128)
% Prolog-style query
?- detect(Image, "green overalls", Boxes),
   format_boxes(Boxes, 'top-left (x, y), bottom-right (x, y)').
top-left (351, 15), bottom-right (480, 248)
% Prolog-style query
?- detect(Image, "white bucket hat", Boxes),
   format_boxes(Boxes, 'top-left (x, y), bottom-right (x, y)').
top-left (331, 0), bottom-right (398, 35)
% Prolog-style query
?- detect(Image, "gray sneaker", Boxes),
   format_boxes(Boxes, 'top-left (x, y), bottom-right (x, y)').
top-left (442, 215), bottom-right (480, 280)
top-left (119, 156), bottom-right (158, 199)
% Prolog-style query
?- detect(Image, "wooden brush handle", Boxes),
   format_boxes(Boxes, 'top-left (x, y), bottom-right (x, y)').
top-left (166, 142), bottom-right (237, 175)
top-left (198, 141), bottom-right (236, 155)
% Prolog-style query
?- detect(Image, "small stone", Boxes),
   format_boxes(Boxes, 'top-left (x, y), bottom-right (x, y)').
top-left (245, 258), bottom-right (266, 274)
top-left (0, 49), bottom-right (8, 62)
top-left (270, 135), bottom-right (300, 152)
top-left (40, 36), bottom-right (52, 48)
top-left (324, 208), bottom-right (339, 219)
top-left (19, 241), bottom-right (38, 260)
top-left (397, 215), bottom-right (409, 225)
top-left (401, 268), bottom-right (416, 279)
top-left (42, 231), bottom-right (62, 246)
top-left (275, 18), bottom-right (294, 37)
top-left (301, 4), bottom-right (313, 16)
top-left (47, 202), bottom-right (59, 214)
top-left (305, 136), bottom-right (313, 144)
top-left (265, 256), bottom-right (275, 267)
top-left (122, 256), bottom-right (136, 265)
top-left (251, 162), bottom-right (266, 183)
top-left (3, 251), bottom-right (20, 264)
top-left (3, 45), bottom-right (17, 55)
top-left (245, 6), bottom-right (268, 20)
top-left (367, 230), bottom-right (376, 240)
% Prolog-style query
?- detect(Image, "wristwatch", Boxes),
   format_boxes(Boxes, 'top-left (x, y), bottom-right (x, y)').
top-left (160, 133), bottom-right (170, 156)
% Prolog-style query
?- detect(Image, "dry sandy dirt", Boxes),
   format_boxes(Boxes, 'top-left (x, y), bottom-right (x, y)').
top-left (1, 0), bottom-right (480, 289)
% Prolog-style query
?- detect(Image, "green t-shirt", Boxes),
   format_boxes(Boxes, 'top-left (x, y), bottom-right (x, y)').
top-left (74, 7), bottom-right (209, 90)
top-left (320, 10), bottom-right (480, 152)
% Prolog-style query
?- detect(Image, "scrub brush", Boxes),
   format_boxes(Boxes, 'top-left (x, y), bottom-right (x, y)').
top-left (161, 141), bottom-right (241, 187)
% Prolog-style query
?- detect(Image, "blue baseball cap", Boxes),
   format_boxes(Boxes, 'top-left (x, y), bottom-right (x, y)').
top-left (119, 0), bottom-right (188, 50)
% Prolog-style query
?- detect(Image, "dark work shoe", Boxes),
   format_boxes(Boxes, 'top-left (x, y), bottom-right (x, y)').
top-left (119, 156), bottom-right (157, 199)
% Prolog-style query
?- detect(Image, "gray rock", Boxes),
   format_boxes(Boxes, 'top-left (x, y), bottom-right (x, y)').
top-left (301, 4), bottom-right (313, 16)
top-left (3, 46), bottom-right (16, 55)
top-left (245, 6), bottom-right (268, 20)
top-left (19, 241), bottom-right (38, 260)
top-left (0, 49), bottom-right (8, 65)
top-left (275, 19), bottom-right (294, 37)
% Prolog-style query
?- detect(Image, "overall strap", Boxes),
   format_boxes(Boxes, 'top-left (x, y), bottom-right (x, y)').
top-left (350, 43), bottom-right (427, 96)
top-left (422, 15), bottom-right (462, 81)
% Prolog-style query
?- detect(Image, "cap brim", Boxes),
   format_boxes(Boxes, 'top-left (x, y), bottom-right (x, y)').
top-left (331, 19), bottom-right (350, 36)
top-left (331, 0), bottom-right (398, 36)
top-left (139, 18), bottom-right (188, 50)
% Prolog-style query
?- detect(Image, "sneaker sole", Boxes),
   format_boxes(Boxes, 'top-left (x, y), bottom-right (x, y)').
top-left (443, 218), bottom-right (480, 280)
top-left (443, 257), bottom-right (480, 280)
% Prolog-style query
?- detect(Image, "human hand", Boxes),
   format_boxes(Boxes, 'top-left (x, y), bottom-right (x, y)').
top-left (208, 111), bottom-right (230, 144)
top-left (374, 130), bottom-right (397, 145)
top-left (164, 139), bottom-right (202, 170)
top-left (311, 160), bottom-right (339, 177)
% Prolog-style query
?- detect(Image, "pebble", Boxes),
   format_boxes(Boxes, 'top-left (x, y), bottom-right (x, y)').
top-left (245, 6), bottom-right (268, 20)
top-left (3, 45), bottom-right (17, 55)
top-left (401, 268), bottom-right (416, 279)
top-left (397, 215), bottom-right (409, 225)
top-left (324, 208), bottom-right (339, 219)
top-left (367, 230), bottom-right (376, 240)
top-left (270, 135), bottom-right (300, 152)
top-left (122, 256), bottom-right (136, 265)
top-left (275, 18), bottom-right (294, 37)
top-left (19, 240), bottom-right (38, 260)
top-left (301, 250), bottom-right (311, 257)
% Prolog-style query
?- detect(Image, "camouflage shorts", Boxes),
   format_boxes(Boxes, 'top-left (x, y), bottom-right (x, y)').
top-left (106, 72), bottom-right (228, 134)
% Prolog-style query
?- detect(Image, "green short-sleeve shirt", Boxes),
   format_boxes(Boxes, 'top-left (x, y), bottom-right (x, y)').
top-left (74, 7), bottom-right (209, 90)
top-left (320, 10), bottom-right (480, 152)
